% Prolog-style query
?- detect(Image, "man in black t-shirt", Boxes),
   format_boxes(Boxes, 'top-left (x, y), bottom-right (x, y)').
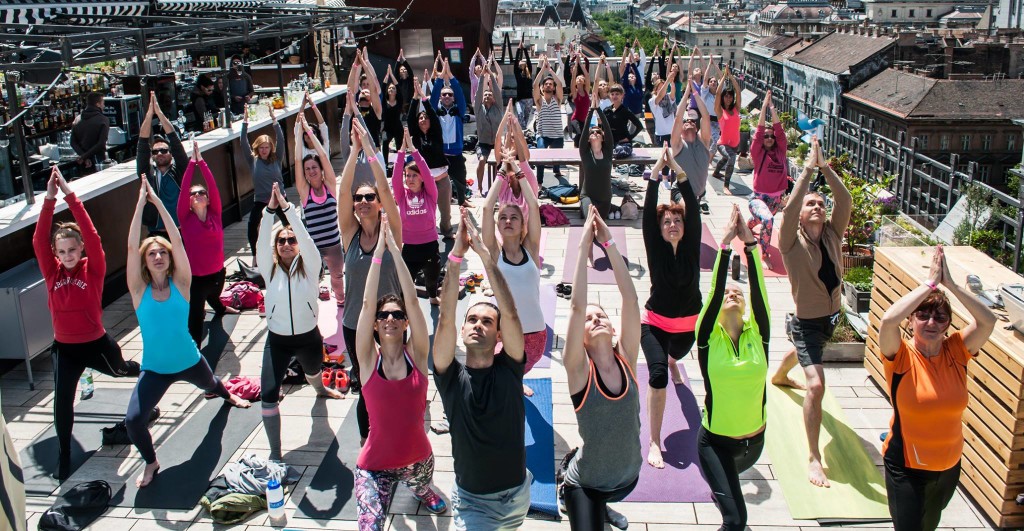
top-left (433, 210), bottom-right (529, 531)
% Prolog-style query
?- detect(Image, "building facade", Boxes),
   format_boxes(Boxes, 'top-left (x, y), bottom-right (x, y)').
top-left (671, 16), bottom-right (749, 64)
top-left (783, 28), bottom-right (895, 114)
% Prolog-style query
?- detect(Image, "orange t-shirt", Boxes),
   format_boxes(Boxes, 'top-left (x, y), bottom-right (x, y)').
top-left (882, 332), bottom-right (973, 472)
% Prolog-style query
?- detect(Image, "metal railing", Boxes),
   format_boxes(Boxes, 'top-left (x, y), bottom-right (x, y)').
top-left (733, 64), bottom-right (1024, 273)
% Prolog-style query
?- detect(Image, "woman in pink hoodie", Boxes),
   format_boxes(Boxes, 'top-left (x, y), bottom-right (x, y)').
top-left (748, 90), bottom-right (790, 261)
top-left (391, 127), bottom-right (440, 305)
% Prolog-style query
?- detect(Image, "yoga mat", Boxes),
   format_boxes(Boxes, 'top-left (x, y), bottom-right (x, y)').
top-left (625, 363), bottom-right (713, 502)
top-left (293, 411), bottom-right (362, 521)
top-left (700, 223), bottom-right (718, 271)
top-left (728, 226), bottom-right (788, 277)
top-left (765, 378), bottom-right (890, 523)
top-left (111, 399), bottom-right (261, 509)
top-left (523, 378), bottom-right (557, 516)
top-left (317, 299), bottom-right (346, 350)
top-left (20, 389), bottom-right (133, 496)
top-left (560, 226), bottom-right (631, 285)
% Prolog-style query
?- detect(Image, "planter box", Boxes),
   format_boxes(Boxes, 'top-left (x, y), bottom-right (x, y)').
top-left (823, 341), bottom-right (865, 362)
top-left (842, 244), bottom-right (874, 270)
top-left (843, 281), bottom-right (871, 314)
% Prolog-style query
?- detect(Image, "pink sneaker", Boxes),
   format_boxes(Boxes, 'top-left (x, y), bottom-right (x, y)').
top-left (415, 488), bottom-right (448, 514)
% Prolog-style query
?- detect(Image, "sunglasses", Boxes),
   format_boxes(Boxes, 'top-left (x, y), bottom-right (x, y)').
top-left (276, 236), bottom-right (298, 246)
top-left (153, 149), bottom-right (171, 155)
top-left (353, 192), bottom-right (378, 203)
top-left (682, 119), bottom-right (698, 125)
top-left (914, 310), bottom-right (951, 324)
top-left (190, 189), bottom-right (208, 197)
top-left (441, 93), bottom-right (454, 98)
top-left (376, 310), bottom-right (407, 321)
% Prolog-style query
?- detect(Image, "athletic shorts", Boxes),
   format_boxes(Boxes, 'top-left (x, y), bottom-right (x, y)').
top-left (786, 312), bottom-right (840, 367)
top-left (476, 143), bottom-right (494, 160)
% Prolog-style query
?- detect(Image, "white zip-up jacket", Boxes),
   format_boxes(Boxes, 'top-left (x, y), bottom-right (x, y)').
top-left (257, 204), bottom-right (322, 336)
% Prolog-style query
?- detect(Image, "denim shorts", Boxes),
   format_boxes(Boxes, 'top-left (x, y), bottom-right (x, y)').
top-left (452, 470), bottom-right (532, 531)
top-left (786, 312), bottom-right (840, 367)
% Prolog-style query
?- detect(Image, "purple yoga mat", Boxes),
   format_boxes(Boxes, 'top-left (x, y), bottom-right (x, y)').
top-left (700, 223), bottom-right (718, 272)
top-left (625, 363), bottom-right (713, 502)
top-left (560, 226), bottom-right (631, 284)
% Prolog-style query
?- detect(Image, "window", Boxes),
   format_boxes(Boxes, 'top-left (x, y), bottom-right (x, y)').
top-left (716, 39), bottom-right (723, 47)
top-left (891, 9), bottom-right (897, 17)
top-left (982, 134), bottom-right (992, 151)
top-left (917, 135), bottom-right (929, 149)
top-left (730, 51), bottom-right (736, 60)
top-left (961, 135), bottom-right (971, 151)
top-left (979, 165), bottom-right (991, 180)
top-left (703, 39), bottom-right (710, 47)
top-left (940, 134), bottom-right (950, 150)
top-left (909, 9), bottom-right (915, 17)
top-left (927, 9), bottom-right (933, 17)
top-left (1009, 134), bottom-right (1018, 151)
top-left (730, 38), bottom-right (737, 46)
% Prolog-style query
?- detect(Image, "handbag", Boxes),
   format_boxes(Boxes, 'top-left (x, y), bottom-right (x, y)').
top-left (619, 194), bottom-right (639, 220)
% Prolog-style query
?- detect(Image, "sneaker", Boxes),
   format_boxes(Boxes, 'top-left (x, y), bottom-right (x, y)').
top-left (334, 370), bottom-right (350, 393)
top-left (258, 299), bottom-right (266, 317)
top-left (605, 506), bottom-right (629, 530)
top-left (415, 488), bottom-right (448, 514)
top-left (321, 368), bottom-right (334, 389)
top-left (318, 286), bottom-right (331, 301)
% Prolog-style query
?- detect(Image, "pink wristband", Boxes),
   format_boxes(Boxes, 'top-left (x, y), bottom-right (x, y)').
top-left (720, 243), bottom-right (729, 250)
top-left (925, 280), bottom-right (937, 291)
top-left (448, 254), bottom-right (464, 264)
top-left (371, 257), bottom-right (383, 264)
top-left (601, 240), bottom-right (614, 249)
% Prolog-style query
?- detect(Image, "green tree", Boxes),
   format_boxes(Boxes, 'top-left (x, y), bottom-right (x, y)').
top-left (592, 12), bottom-right (677, 56)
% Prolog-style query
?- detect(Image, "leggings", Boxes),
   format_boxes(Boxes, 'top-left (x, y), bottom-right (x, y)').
top-left (126, 358), bottom-right (228, 464)
top-left (697, 427), bottom-right (765, 531)
top-left (563, 477), bottom-right (638, 531)
top-left (885, 458), bottom-right (961, 531)
top-left (188, 268), bottom-right (229, 347)
top-left (355, 454), bottom-right (436, 531)
top-left (435, 176), bottom-right (453, 235)
top-left (320, 243), bottom-right (346, 303)
top-left (380, 127), bottom-right (403, 169)
top-left (447, 154), bottom-right (468, 207)
top-left (261, 328), bottom-right (325, 461)
top-left (402, 241), bottom-right (440, 298)
top-left (52, 335), bottom-right (141, 478)
top-left (714, 144), bottom-right (738, 184)
top-left (640, 323), bottom-right (696, 389)
top-left (343, 325), bottom-right (371, 440)
top-left (748, 192), bottom-right (784, 254)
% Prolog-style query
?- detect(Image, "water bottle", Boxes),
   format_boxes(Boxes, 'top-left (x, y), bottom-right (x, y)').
top-left (79, 370), bottom-right (94, 400)
top-left (266, 478), bottom-right (285, 519)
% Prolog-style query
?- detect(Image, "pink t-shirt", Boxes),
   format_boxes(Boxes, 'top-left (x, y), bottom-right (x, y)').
top-left (718, 107), bottom-right (740, 148)
top-left (392, 150), bottom-right (439, 246)
top-left (177, 160), bottom-right (225, 277)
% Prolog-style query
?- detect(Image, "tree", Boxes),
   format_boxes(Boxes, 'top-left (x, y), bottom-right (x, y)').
top-left (592, 12), bottom-right (678, 56)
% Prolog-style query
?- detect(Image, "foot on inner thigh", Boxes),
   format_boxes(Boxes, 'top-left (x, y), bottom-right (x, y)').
top-left (647, 441), bottom-right (665, 469)
top-left (808, 458), bottom-right (831, 488)
top-left (668, 361), bottom-right (684, 385)
top-left (522, 383), bottom-right (534, 397)
top-left (136, 461), bottom-right (160, 488)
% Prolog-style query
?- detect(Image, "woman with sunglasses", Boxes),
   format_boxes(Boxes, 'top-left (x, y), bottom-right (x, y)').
top-left (177, 140), bottom-right (238, 347)
top-left (878, 245), bottom-right (995, 531)
top-left (695, 205), bottom-right (769, 531)
top-left (257, 182), bottom-right (344, 463)
top-left (561, 206), bottom-right (642, 530)
top-left (354, 217), bottom-right (448, 529)
top-left (580, 81), bottom-right (614, 219)
top-left (294, 115), bottom-right (344, 306)
top-left (126, 178), bottom-right (251, 489)
top-left (392, 127), bottom-right (441, 305)
top-left (241, 103), bottom-right (286, 263)
top-left (339, 121), bottom-right (404, 443)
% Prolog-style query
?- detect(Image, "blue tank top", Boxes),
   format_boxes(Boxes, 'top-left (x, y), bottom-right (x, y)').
top-left (136, 283), bottom-right (201, 374)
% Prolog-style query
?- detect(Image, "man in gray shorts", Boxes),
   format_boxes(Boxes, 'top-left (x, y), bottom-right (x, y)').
top-left (771, 138), bottom-right (851, 489)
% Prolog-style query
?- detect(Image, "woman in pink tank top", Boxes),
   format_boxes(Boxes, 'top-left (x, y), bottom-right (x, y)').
top-left (353, 217), bottom-right (447, 529)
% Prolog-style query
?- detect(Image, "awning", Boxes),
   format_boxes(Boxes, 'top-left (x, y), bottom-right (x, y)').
top-left (0, 1), bottom-right (148, 25)
top-left (156, 0), bottom-right (265, 11)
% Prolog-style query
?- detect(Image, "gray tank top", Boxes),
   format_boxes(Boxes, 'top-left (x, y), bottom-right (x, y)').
top-left (563, 353), bottom-right (642, 490)
top-left (342, 226), bottom-right (401, 329)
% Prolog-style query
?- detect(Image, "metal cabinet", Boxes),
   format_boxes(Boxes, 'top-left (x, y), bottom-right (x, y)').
top-left (0, 259), bottom-right (53, 389)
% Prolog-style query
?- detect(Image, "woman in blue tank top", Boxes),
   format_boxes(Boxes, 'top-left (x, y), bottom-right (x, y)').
top-left (125, 179), bottom-right (251, 489)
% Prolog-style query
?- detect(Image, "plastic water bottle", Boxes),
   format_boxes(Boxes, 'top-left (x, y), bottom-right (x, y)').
top-left (267, 478), bottom-right (285, 520)
top-left (79, 370), bottom-right (94, 400)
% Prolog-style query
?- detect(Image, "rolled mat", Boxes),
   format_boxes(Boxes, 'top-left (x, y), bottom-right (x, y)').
top-left (523, 377), bottom-right (557, 515)
top-left (20, 389), bottom-right (133, 496)
top-left (700, 223), bottom-right (718, 271)
top-left (109, 399), bottom-right (261, 509)
top-left (625, 363), bottom-right (713, 502)
top-left (560, 226), bottom-right (631, 285)
top-left (292, 411), bottom-right (363, 521)
top-left (765, 379), bottom-right (890, 523)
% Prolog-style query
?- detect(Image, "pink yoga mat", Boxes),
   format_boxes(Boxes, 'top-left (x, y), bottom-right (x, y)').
top-left (559, 226), bottom-right (631, 285)
top-left (700, 223), bottom-right (719, 271)
top-left (625, 363), bottom-right (713, 502)
top-left (317, 299), bottom-right (346, 351)
top-left (729, 224), bottom-right (788, 277)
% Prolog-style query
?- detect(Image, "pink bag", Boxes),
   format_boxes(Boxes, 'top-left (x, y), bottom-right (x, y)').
top-left (222, 376), bottom-right (261, 401)
top-left (220, 281), bottom-right (264, 310)
top-left (539, 204), bottom-right (570, 227)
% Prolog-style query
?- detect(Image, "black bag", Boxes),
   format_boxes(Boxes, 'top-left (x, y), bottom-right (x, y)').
top-left (232, 258), bottom-right (265, 289)
top-left (38, 480), bottom-right (111, 531)
top-left (100, 421), bottom-right (130, 446)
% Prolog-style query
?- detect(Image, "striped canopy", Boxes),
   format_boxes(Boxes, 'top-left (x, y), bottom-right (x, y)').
top-left (0, 1), bottom-right (148, 25)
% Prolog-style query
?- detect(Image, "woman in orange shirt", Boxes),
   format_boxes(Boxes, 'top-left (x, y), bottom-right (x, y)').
top-left (878, 245), bottom-right (996, 531)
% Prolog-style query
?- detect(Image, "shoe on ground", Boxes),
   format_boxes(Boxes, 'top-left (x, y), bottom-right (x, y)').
top-left (416, 488), bottom-right (449, 514)
top-left (606, 506), bottom-right (629, 529)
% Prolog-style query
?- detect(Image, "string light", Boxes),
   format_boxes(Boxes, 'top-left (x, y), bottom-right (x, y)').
top-left (354, 0), bottom-right (415, 43)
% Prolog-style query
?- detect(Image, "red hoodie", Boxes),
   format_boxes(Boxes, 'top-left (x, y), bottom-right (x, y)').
top-left (32, 194), bottom-right (107, 343)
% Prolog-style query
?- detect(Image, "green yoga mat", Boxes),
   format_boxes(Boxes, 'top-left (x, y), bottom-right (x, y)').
top-left (765, 381), bottom-right (891, 523)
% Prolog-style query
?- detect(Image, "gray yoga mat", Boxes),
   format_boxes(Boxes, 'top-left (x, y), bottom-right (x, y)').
top-left (292, 411), bottom-right (364, 521)
top-left (20, 389), bottom-right (133, 496)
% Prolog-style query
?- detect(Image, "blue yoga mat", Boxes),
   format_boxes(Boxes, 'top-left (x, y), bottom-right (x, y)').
top-left (524, 377), bottom-right (557, 516)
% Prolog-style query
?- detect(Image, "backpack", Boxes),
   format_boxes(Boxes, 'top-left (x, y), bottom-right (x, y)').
top-left (539, 204), bottom-right (570, 227)
top-left (200, 492), bottom-right (267, 525)
top-left (545, 183), bottom-right (579, 204)
top-left (619, 194), bottom-right (639, 220)
top-left (38, 481), bottom-right (111, 531)
top-left (220, 281), bottom-right (264, 310)
top-left (612, 143), bottom-right (633, 159)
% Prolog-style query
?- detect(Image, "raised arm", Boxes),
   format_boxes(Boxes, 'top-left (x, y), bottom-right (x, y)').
top-left (177, 159), bottom-right (197, 222)
top-left (433, 215), bottom-right (470, 375)
top-left (293, 117), bottom-right (310, 205)
top-left (691, 84), bottom-right (712, 149)
top-left (481, 162), bottom-right (505, 259)
top-left (127, 180), bottom-right (150, 298)
top-left (338, 137), bottom-right (361, 248)
top-left (594, 208), bottom-right (639, 368)
top-left (356, 119), bottom-right (403, 247)
top-left (670, 82), bottom-right (691, 152)
top-left (356, 222), bottom-right (388, 379)
top-left (33, 171), bottom-right (61, 278)
top-left (281, 193), bottom-right (321, 279)
top-left (469, 213), bottom-right (524, 362)
top-left (817, 142), bottom-right (851, 236)
top-left (779, 138), bottom-right (818, 252)
top-left (564, 211), bottom-right (597, 392)
top-left (522, 174), bottom-right (542, 262)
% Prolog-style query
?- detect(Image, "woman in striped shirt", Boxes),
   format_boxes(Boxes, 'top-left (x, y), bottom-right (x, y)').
top-left (294, 114), bottom-right (344, 306)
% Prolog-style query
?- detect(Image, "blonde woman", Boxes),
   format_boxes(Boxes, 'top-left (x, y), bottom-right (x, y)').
top-left (240, 104), bottom-right (286, 262)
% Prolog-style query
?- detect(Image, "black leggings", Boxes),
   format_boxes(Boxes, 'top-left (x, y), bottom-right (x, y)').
top-left (126, 358), bottom-right (228, 464)
top-left (697, 427), bottom-right (765, 531)
top-left (52, 335), bottom-right (141, 478)
top-left (402, 241), bottom-right (440, 298)
top-left (640, 324), bottom-right (696, 389)
top-left (381, 127), bottom-right (403, 167)
top-left (564, 477), bottom-right (638, 531)
top-left (260, 328), bottom-right (325, 405)
top-left (885, 458), bottom-right (961, 531)
top-left (188, 268), bottom-right (229, 347)
top-left (343, 325), bottom-right (370, 440)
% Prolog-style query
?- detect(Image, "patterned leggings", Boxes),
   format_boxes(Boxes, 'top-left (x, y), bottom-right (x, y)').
top-left (356, 454), bottom-right (436, 531)
top-left (748, 192), bottom-right (784, 254)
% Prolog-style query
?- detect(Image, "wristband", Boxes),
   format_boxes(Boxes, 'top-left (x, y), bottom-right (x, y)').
top-left (925, 280), bottom-right (937, 291)
top-left (448, 254), bottom-right (464, 264)
top-left (720, 243), bottom-right (729, 250)
top-left (371, 257), bottom-right (383, 265)
top-left (601, 239), bottom-right (615, 249)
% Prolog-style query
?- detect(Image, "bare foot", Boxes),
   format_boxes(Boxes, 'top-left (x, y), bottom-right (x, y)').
top-left (319, 388), bottom-right (345, 399)
top-left (224, 306), bottom-right (240, 315)
top-left (771, 373), bottom-right (806, 390)
top-left (668, 361), bottom-right (683, 385)
top-left (523, 383), bottom-right (534, 397)
top-left (647, 442), bottom-right (665, 469)
top-left (136, 461), bottom-right (160, 488)
top-left (429, 297), bottom-right (440, 306)
top-left (809, 459), bottom-right (831, 487)
top-left (227, 394), bottom-right (251, 408)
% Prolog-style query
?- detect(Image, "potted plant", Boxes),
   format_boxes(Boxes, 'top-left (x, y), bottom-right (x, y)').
top-left (820, 153), bottom-right (879, 268)
top-left (842, 266), bottom-right (873, 313)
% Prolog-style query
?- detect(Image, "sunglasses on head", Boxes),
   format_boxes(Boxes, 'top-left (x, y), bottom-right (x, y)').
top-left (190, 189), bottom-right (208, 197)
top-left (353, 192), bottom-right (378, 203)
top-left (153, 148), bottom-right (171, 155)
top-left (276, 236), bottom-right (298, 246)
top-left (376, 310), bottom-right (407, 321)
top-left (914, 310), bottom-right (950, 324)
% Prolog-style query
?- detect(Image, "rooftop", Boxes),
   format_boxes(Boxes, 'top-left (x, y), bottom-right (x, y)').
top-left (788, 29), bottom-right (896, 74)
top-left (844, 67), bottom-right (1024, 119)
